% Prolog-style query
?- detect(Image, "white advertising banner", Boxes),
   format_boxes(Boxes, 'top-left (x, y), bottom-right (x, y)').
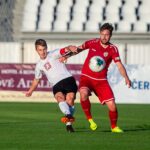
top-left (108, 65), bottom-right (150, 104)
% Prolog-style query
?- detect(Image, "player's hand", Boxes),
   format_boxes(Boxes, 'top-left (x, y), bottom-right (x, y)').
top-left (24, 91), bottom-right (32, 97)
top-left (68, 45), bottom-right (78, 53)
top-left (125, 78), bottom-right (131, 88)
top-left (59, 56), bottom-right (67, 63)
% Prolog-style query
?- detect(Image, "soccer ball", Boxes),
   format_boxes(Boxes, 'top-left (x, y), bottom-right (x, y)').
top-left (89, 56), bottom-right (106, 72)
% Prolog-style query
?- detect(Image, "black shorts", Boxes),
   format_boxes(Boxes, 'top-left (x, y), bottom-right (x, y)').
top-left (52, 76), bottom-right (78, 95)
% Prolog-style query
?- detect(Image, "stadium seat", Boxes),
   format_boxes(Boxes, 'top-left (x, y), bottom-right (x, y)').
top-left (69, 6), bottom-right (87, 32)
top-left (107, 0), bottom-right (122, 7)
top-left (22, 0), bottom-right (40, 31)
top-left (92, 0), bottom-right (106, 8)
top-left (22, 12), bottom-right (37, 31)
top-left (121, 5), bottom-right (137, 22)
top-left (53, 19), bottom-right (68, 32)
top-left (37, 0), bottom-right (56, 31)
top-left (57, 0), bottom-right (72, 13)
top-left (123, 0), bottom-right (138, 7)
top-left (85, 20), bottom-right (100, 32)
top-left (104, 5), bottom-right (120, 23)
top-left (69, 20), bottom-right (84, 32)
top-left (38, 18), bottom-right (53, 32)
top-left (58, 0), bottom-right (73, 8)
top-left (133, 21), bottom-right (149, 33)
top-left (87, 10), bottom-right (103, 24)
top-left (138, 4), bottom-right (150, 22)
top-left (116, 21), bottom-right (133, 32)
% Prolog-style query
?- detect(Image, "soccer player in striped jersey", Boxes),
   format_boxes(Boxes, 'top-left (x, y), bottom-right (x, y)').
top-left (62, 23), bottom-right (131, 133)
top-left (25, 39), bottom-right (77, 133)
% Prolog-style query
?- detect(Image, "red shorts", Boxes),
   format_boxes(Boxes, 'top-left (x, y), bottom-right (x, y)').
top-left (79, 75), bottom-right (115, 104)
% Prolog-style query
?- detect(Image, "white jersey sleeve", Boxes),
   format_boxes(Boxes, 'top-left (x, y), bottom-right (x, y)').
top-left (35, 63), bottom-right (43, 79)
top-left (48, 48), bottom-right (61, 59)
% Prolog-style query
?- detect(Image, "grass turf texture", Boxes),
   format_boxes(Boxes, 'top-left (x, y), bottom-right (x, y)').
top-left (0, 102), bottom-right (150, 150)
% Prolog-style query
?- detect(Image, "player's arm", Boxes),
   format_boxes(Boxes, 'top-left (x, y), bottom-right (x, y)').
top-left (116, 62), bottom-right (131, 88)
top-left (59, 45), bottom-right (84, 62)
top-left (62, 45), bottom-right (83, 58)
top-left (25, 78), bottom-right (40, 97)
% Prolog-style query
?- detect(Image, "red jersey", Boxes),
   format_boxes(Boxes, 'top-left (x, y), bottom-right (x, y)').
top-left (81, 38), bottom-right (121, 80)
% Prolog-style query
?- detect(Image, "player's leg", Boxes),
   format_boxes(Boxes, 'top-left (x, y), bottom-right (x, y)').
top-left (65, 92), bottom-right (76, 132)
top-left (105, 100), bottom-right (123, 133)
top-left (80, 88), bottom-right (97, 130)
top-left (56, 76), bottom-right (77, 132)
top-left (66, 92), bottom-right (76, 116)
top-left (55, 92), bottom-right (74, 132)
top-left (94, 80), bottom-right (123, 132)
top-left (98, 80), bottom-right (123, 133)
top-left (64, 76), bottom-right (78, 117)
top-left (54, 92), bottom-right (71, 116)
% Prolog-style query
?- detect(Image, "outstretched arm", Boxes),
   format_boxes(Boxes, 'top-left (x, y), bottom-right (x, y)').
top-left (24, 78), bottom-right (40, 97)
top-left (116, 62), bottom-right (131, 88)
top-left (59, 45), bottom-right (84, 62)
top-left (62, 45), bottom-right (83, 58)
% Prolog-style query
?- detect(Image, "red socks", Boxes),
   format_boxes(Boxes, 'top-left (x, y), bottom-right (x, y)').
top-left (80, 99), bottom-right (118, 128)
top-left (109, 110), bottom-right (118, 129)
top-left (80, 99), bottom-right (92, 120)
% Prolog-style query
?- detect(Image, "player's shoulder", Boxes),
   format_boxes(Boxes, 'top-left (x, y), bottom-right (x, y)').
top-left (109, 43), bottom-right (119, 52)
top-left (35, 60), bottom-right (41, 69)
top-left (48, 48), bottom-right (60, 55)
top-left (85, 38), bottom-right (100, 44)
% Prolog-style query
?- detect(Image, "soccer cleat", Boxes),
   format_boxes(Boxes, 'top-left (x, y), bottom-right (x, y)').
top-left (111, 126), bottom-right (124, 133)
top-left (66, 125), bottom-right (75, 133)
top-left (61, 115), bottom-right (75, 124)
top-left (88, 119), bottom-right (97, 131)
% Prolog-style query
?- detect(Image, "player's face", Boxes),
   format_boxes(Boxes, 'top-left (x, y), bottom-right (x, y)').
top-left (100, 29), bottom-right (111, 45)
top-left (36, 45), bottom-right (47, 59)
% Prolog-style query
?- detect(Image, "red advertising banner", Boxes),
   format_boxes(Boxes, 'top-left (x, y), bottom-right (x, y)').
top-left (0, 64), bottom-right (82, 91)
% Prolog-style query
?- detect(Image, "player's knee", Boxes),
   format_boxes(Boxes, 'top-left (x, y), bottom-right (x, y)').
top-left (66, 93), bottom-right (75, 101)
top-left (79, 88), bottom-right (89, 99)
top-left (66, 93), bottom-right (75, 105)
top-left (80, 92), bottom-right (88, 101)
top-left (54, 93), bottom-right (65, 102)
top-left (106, 101), bottom-right (117, 111)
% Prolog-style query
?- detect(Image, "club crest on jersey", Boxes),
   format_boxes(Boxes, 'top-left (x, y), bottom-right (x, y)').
top-left (103, 52), bottom-right (108, 57)
top-left (44, 62), bottom-right (51, 70)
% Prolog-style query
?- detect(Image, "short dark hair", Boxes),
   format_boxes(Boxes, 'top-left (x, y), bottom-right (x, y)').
top-left (100, 23), bottom-right (114, 35)
top-left (35, 39), bottom-right (47, 49)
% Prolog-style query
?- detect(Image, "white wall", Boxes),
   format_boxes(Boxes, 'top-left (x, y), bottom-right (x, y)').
top-left (0, 42), bottom-right (150, 64)
top-left (127, 44), bottom-right (150, 64)
top-left (0, 42), bottom-right (22, 63)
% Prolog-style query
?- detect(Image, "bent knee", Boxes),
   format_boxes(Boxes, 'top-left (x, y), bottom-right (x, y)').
top-left (66, 93), bottom-right (76, 106)
top-left (80, 88), bottom-right (89, 101)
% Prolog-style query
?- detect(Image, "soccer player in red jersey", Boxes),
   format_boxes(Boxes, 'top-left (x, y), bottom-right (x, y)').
top-left (62, 23), bottom-right (131, 132)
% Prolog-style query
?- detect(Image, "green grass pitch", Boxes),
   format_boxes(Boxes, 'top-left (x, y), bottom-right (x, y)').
top-left (0, 102), bottom-right (150, 150)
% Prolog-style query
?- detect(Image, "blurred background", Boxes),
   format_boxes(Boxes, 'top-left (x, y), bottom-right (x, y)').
top-left (0, 0), bottom-right (150, 103)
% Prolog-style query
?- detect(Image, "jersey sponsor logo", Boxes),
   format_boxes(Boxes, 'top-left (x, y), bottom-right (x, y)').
top-left (44, 62), bottom-right (51, 70)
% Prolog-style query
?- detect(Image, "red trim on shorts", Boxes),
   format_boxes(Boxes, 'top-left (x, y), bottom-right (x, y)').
top-left (101, 98), bottom-right (115, 105)
top-left (79, 86), bottom-right (90, 92)
top-left (82, 73), bottom-right (107, 80)
top-left (79, 86), bottom-right (92, 96)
